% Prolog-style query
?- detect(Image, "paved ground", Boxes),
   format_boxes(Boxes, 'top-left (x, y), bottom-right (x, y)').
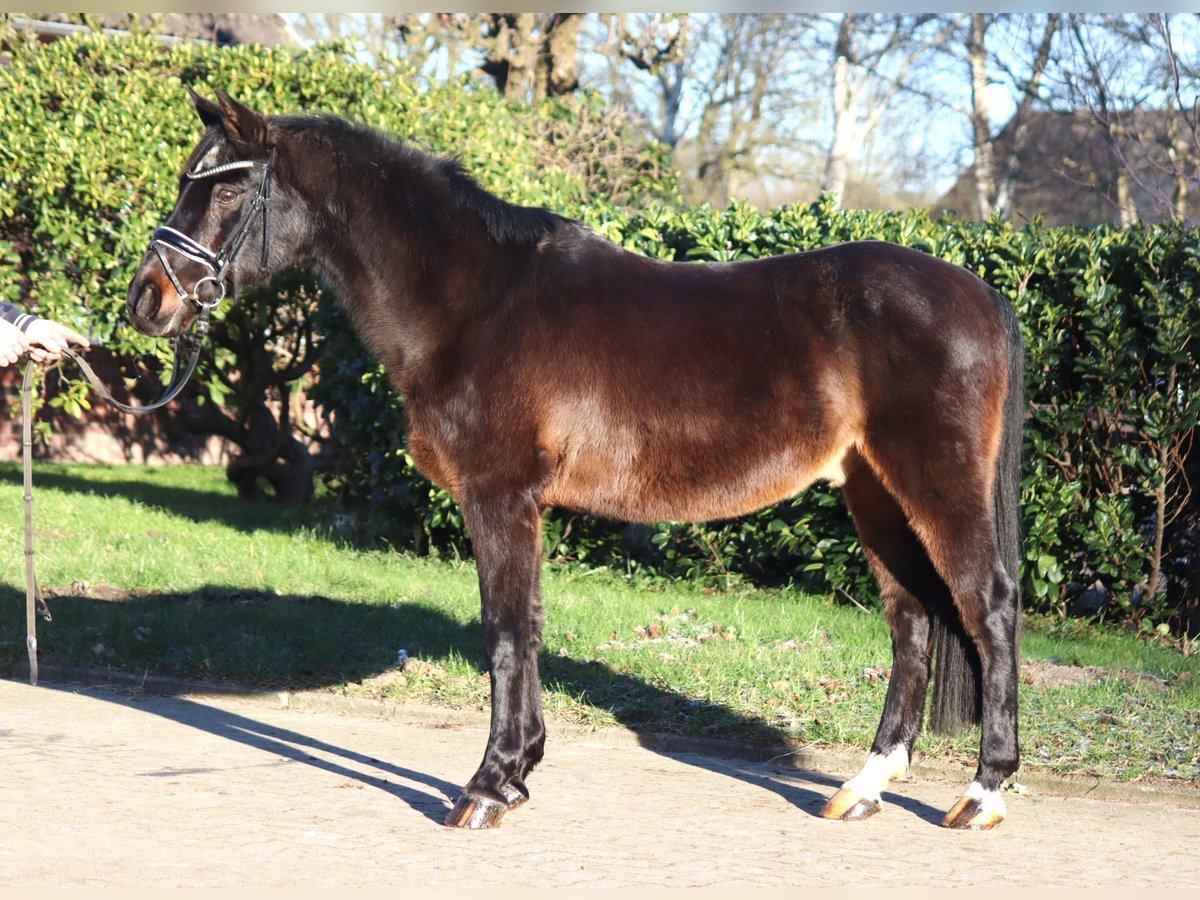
top-left (1, 676), bottom-right (1197, 888)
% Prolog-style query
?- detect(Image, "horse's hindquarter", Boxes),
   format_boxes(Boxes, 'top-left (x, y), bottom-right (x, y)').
top-left (534, 243), bottom-right (869, 523)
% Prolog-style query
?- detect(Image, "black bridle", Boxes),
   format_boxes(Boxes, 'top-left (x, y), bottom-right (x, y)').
top-left (150, 147), bottom-right (276, 315)
top-left (89, 146), bottom-right (277, 416)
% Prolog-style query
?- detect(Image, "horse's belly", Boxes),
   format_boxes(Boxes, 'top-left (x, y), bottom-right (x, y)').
top-left (540, 435), bottom-right (852, 524)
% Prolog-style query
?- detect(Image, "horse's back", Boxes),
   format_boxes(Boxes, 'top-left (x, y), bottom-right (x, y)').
top-left (530, 238), bottom-right (1009, 523)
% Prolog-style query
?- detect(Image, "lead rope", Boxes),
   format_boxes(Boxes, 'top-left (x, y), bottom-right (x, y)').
top-left (19, 312), bottom-right (209, 685)
top-left (22, 362), bottom-right (47, 686)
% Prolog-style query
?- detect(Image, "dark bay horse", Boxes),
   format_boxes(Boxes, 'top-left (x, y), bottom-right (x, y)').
top-left (127, 91), bottom-right (1024, 831)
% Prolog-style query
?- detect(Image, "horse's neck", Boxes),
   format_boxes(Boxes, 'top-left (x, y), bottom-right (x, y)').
top-left (306, 184), bottom-right (506, 391)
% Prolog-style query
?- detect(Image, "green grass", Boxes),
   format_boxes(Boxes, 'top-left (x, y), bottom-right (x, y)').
top-left (2, 462), bottom-right (1197, 784)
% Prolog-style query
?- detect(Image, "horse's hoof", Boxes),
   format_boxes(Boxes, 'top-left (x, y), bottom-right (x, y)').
top-left (444, 794), bottom-right (508, 829)
top-left (502, 780), bottom-right (529, 809)
top-left (819, 788), bottom-right (882, 821)
top-left (941, 784), bottom-right (1006, 830)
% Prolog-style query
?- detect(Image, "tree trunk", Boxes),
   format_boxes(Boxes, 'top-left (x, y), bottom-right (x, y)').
top-left (1116, 166), bottom-right (1137, 225)
top-left (540, 13), bottom-right (579, 100)
top-left (968, 13), bottom-right (996, 219)
top-left (481, 13), bottom-right (538, 102)
top-left (657, 61), bottom-right (684, 147)
top-left (1169, 131), bottom-right (1191, 221)
top-left (823, 51), bottom-right (857, 206)
top-left (822, 14), bottom-right (860, 207)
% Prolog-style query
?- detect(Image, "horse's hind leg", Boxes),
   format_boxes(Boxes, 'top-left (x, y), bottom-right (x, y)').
top-left (927, 527), bottom-right (1019, 830)
top-left (821, 458), bottom-right (945, 821)
top-left (862, 444), bottom-right (1020, 830)
top-left (444, 490), bottom-right (546, 829)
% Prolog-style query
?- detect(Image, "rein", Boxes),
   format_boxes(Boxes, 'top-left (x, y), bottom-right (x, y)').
top-left (20, 149), bottom-right (274, 685)
top-left (21, 363), bottom-right (46, 685)
top-left (19, 323), bottom-right (208, 686)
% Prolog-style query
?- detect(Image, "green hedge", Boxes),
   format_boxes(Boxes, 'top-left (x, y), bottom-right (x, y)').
top-left (0, 30), bottom-right (674, 417)
top-left (316, 197), bottom-right (1200, 633)
top-left (3, 31), bottom-right (1197, 634)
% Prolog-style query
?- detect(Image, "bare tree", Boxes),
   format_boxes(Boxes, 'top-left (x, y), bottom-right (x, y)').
top-left (590, 13), bottom-right (822, 206)
top-left (288, 13), bottom-right (475, 75)
top-left (1055, 13), bottom-right (1200, 223)
top-left (598, 12), bottom-right (957, 208)
top-left (820, 14), bottom-right (947, 207)
top-left (898, 14), bottom-right (1062, 219)
top-left (694, 15), bottom-right (819, 205)
top-left (991, 15), bottom-right (1061, 215)
top-left (389, 13), bottom-right (476, 77)
top-left (959, 13), bottom-right (1061, 218)
top-left (291, 13), bottom-right (582, 102)
top-left (1157, 15), bottom-right (1200, 220)
top-left (600, 13), bottom-right (692, 148)
top-left (664, 14), bottom-right (825, 206)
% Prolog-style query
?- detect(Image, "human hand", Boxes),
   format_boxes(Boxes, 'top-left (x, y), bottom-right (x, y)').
top-left (23, 318), bottom-right (90, 363)
top-left (0, 318), bottom-right (31, 366)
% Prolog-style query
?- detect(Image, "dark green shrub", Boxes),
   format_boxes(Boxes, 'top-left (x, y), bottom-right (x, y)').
top-left (0, 29), bottom-right (676, 491)
top-left (317, 196), bottom-right (1200, 633)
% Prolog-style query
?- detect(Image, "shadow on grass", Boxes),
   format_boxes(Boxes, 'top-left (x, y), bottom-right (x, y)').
top-left (0, 582), bottom-right (938, 824)
top-left (0, 466), bottom-right (328, 537)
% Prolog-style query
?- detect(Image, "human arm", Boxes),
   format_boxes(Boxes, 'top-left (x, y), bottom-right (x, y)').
top-left (0, 316), bottom-right (31, 366)
top-left (0, 302), bottom-right (89, 364)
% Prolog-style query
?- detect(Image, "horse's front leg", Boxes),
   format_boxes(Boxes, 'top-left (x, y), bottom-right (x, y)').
top-left (445, 489), bottom-right (545, 829)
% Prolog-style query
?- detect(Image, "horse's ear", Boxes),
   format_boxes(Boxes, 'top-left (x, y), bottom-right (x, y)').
top-left (213, 89), bottom-right (270, 149)
top-left (189, 87), bottom-right (224, 131)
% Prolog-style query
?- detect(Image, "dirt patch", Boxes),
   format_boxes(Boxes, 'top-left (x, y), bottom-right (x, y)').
top-left (44, 581), bottom-right (135, 602)
top-left (1020, 659), bottom-right (1171, 693)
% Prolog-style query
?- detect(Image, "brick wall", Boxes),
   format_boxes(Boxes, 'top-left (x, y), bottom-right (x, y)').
top-left (1, 352), bottom-right (228, 465)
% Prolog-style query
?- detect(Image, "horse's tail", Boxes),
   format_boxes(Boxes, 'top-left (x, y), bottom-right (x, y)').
top-left (929, 288), bottom-right (1024, 734)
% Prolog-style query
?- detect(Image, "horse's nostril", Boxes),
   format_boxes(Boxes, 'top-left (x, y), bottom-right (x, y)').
top-left (137, 282), bottom-right (162, 321)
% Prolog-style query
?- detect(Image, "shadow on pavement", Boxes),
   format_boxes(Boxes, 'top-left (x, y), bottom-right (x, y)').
top-left (880, 790), bottom-right (948, 826)
top-left (2, 581), bottom-right (943, 825)
top-left (34, 681), bottom-right (458, 826)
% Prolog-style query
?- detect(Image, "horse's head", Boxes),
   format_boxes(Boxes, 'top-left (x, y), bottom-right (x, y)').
top-left (127, 90), bottom-right (296, 337)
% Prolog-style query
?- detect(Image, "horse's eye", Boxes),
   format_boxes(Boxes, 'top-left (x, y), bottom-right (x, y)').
top-left (215, 187), bottom-right (240, 205)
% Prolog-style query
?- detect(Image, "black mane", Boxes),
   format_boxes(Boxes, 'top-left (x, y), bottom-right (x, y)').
top-left (275, 112), bottom-right (566, 247)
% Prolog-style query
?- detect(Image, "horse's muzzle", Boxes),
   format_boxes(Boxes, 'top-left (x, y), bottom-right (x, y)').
top-left (131, 280), bottom-right (162, 323)
top-left (127, 276), bottom-right (188, 337)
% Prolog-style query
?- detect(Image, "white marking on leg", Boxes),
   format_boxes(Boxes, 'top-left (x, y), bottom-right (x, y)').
top-left (962, 780), bottom-right (1007, 819)
top-left (842, 746), bottom-right (910, 801)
